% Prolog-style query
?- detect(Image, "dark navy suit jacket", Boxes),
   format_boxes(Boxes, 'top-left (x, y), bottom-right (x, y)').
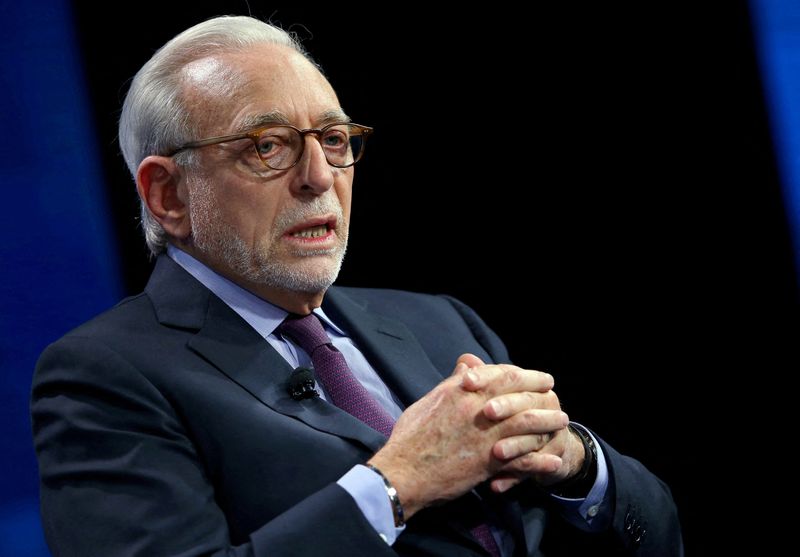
top-left (31, 255), bottom-right (681, 556)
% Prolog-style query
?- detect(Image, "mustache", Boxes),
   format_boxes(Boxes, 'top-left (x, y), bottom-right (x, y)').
top-left (273, 195), bottom-right (345, 232)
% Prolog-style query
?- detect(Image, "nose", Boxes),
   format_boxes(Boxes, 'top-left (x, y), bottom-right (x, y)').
top-left (290, 135), bottom-right (335, 196)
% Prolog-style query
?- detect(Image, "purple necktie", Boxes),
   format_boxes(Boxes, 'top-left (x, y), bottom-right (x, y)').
top-left (470, 522), bottom-right (501, 557)
top-left (278, 313), bottom-right (394, 437)
top-left (278, 313), bottom-right (501, 557)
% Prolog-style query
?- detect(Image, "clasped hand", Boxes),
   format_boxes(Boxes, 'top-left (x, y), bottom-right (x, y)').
top-left (368, 354), bottom-right (584, 519)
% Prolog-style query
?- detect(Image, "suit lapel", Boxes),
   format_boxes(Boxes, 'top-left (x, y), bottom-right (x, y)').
top-left (146, 256), bottom-right (386, 453)
top-left (322, 288), bottom-right (444, 408)
top-left (188, 295), bottom-right (388, 452)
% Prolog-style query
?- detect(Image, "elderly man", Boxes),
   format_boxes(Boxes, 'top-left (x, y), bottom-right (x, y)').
top-left (32, 15), bottom-right (681, 557)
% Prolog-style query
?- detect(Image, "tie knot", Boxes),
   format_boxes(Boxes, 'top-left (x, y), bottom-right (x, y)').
top-left (278, 313), bottom-right (331, 354)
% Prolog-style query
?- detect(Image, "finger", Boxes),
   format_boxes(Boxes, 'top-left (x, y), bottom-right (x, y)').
top-left (489, 474), bottom-right (522, 494)
top-left (461, 365), bottom-right (554, 394)
top-left (496, 408), bottom-right (570, 438)
top-left (493, 433), bottom-right (554, 460)
top-left (498, 451), bottom-right (563, 477)
top-left (457, 353), bottom-right (486, 369)
top-left (484, 391), bottom-right (566, 420)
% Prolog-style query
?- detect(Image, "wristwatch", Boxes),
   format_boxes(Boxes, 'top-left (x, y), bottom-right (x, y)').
top-left (546, 424), bottom-right (597, 498)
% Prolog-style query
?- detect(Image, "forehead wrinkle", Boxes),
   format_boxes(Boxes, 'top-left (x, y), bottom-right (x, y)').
top-left (234, 109), bottom-right (352, 133)
top-left (210, 44), bottom-right (346, 135)
top-left (235, 111), bottom-right (291, 133)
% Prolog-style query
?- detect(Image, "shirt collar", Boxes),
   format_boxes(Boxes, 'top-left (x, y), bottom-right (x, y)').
top-left (166, 244), bottom-right (345, 338)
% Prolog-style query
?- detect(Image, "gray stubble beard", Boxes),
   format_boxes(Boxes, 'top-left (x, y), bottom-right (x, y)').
top-left (188, 173), bottom-right (348, 294)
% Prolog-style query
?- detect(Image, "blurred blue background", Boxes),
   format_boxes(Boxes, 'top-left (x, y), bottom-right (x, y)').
top-left (1, 1), bottom-right (122, 555)
top-left (751, 0), bottom-right (800, 274)
top-left (1, 1), bottom-right (798, 555)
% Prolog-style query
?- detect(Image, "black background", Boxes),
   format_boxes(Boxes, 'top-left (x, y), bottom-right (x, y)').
top-left (72, 2), bottom-right (799, 554)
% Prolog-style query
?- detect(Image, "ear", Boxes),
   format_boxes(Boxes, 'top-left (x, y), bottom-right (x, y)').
top-left (136, 156), bottom-right (191, 241)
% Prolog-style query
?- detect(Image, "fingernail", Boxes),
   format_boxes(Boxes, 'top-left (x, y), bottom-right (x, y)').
top-left (496, 441), bottom-right (507, 459)
top-left (497, 479), bottom-right (514, 493)
top-left (487, 400), bottom-right (500, 416)
top-left (560, 412), bottom-right (570, 426)
top-left (466, 371), bottom-right (478, 384)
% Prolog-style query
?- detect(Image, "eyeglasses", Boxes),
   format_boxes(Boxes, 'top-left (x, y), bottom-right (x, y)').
top-left (166, 122), bottom-right (373, 170)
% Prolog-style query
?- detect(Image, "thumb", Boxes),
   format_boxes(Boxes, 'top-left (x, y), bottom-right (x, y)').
top-left (450, 362), bottom-right (469, 377)
top-left (457, 353), bottom-right (486, 369)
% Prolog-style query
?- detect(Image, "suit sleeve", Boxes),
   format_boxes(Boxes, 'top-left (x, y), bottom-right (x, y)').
top-left (438, 295), bottom-right (511, 363)
top-left (31, 335), bottom-right (398, 557)
top-left (597, 437), bottom-right (683, 556)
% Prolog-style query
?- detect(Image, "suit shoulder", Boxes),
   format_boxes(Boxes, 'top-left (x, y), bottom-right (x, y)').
top-left (330, 285), bottom-right (489, 319)
top-left (328, 286), bottom-right (472, 320)
top-left (327, 286), bottom-right (511, 364)
top-left (46, 292), bottom-right (158, 349)
top-left (330, 285), bottom-right (444, 306)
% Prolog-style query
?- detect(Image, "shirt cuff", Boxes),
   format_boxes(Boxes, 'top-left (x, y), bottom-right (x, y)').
top-left (548, 424), bottom-right (612, 532)
top-left (337, 465), bottom-right (405, 545)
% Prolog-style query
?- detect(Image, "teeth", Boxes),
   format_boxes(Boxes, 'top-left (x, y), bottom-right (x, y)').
top-left (292, 225), bottom-right (328, 238)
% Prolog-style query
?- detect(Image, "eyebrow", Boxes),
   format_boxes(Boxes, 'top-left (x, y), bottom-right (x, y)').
top-left (317, 109), bottom-right (351, 126)
top-left (234, 109), bottom-right (351, 134)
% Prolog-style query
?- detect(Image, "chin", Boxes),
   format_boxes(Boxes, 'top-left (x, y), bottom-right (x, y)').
top-left (248, 254), bottom-right (344, 295)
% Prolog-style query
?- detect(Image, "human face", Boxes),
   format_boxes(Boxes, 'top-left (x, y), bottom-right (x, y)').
top-left (181, 44), bottom-right (353, 301)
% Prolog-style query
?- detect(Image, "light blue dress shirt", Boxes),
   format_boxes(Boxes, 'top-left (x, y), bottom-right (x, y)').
top-left (167, 245), bottom-right (610, 551)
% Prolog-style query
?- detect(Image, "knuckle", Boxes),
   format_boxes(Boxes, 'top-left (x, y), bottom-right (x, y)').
top-left (492, 397), bottom-right (507, 415)
top-left (542, 390), bottom-right (559, 408)
top-left (504, 367), bottom-right (523, 387)
top-left (518, 452), bottom-right (541, 471)
top-left (522, 391), bottom-right (539, 407)
top-left (522, 410), bottom-right (543, 430)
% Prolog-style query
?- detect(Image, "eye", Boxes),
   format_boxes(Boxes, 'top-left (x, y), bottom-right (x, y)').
top-left (254, 127), bottom-right (297, 158)
top-left (255, 133), bottom-right (282, 156)
top-left (256, 139), bottom-right (274, 155)
top-left (321, 128), bottom-right (348, 150)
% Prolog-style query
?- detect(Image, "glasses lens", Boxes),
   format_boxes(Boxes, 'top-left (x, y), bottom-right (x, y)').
top-left (254, 124), bottom-right (367, 169)
top-left (321, 124), bottom-right (364, 167)
top-left (255, 127), bottom-right (301, 170)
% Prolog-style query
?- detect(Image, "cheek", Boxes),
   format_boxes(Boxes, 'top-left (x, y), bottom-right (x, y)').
top-left (222, 194), bottom-right (282, 245)
top-left (249, 207), bottom-right (283, 244)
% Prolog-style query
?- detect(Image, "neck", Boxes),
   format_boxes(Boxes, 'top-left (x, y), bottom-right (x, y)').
top-left (244, 282), bottom-right (326, 315)
top-left (174, 242), bottom-right (326, 315)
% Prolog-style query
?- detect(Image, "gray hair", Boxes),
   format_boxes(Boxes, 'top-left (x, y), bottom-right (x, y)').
top-left (119, 16), bottom-right (313, 256)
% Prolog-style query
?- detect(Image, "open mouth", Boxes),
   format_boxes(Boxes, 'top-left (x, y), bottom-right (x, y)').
top-left (284, 216), bottom-right (337, 241)
top-left (291, 224), bottom-right (330, 239)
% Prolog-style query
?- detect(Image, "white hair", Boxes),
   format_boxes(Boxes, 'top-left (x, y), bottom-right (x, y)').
top-left (118, 16), bottom-right (314, 256)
